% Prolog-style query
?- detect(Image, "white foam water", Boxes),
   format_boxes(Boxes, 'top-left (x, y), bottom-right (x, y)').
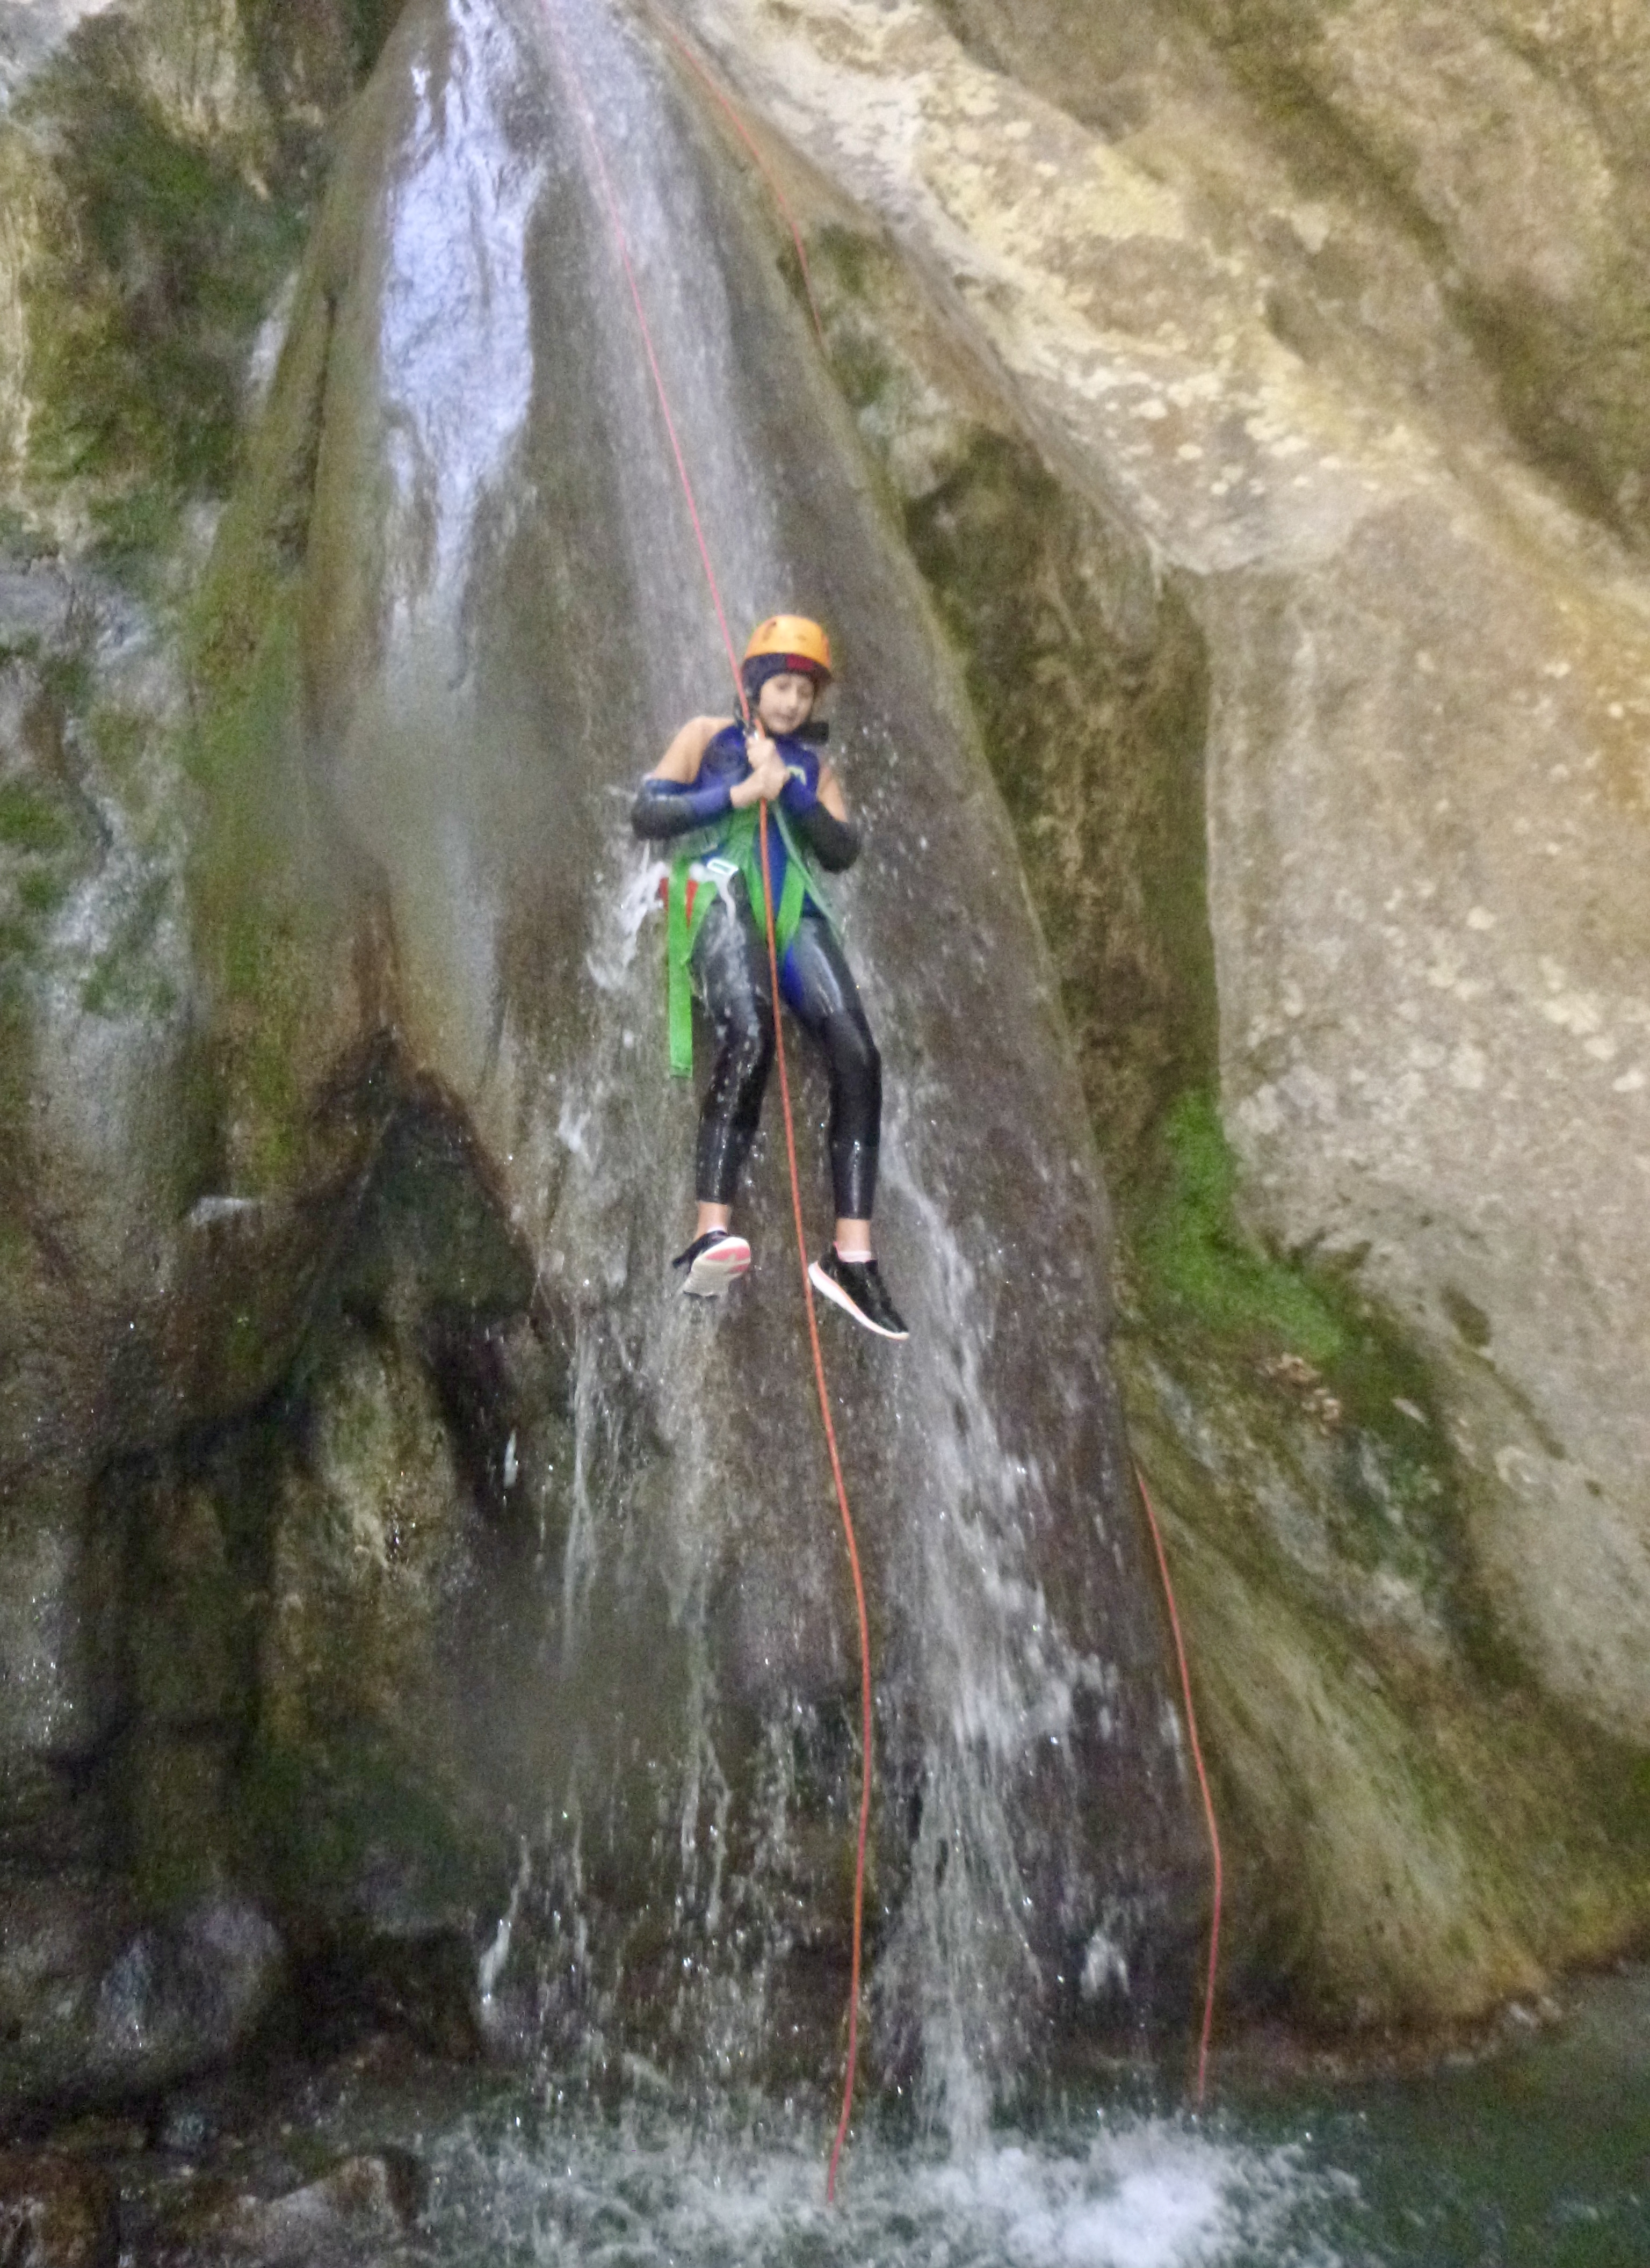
top-left (423, 2111), bottom-right (1354, 2268)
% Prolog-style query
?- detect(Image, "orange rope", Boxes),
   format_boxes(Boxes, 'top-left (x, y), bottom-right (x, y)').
top-left (544, 0), bottom-right (871, 2197)
top-left (1133, 1460), bottom-right (1222, 2104)
top-left (545, 2), bottom-right (748, 708)
top-left (655, 18), bottom-right (829, 349)
top-left (757, 802), bottom-right (873, 2202)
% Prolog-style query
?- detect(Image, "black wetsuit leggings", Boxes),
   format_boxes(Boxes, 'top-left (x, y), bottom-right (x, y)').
top-left (693, 888), bottom-right (881, 1220)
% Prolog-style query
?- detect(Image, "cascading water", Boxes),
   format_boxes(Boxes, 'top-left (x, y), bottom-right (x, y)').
top-left (15, 6), bottom-right (1650, 2262)
top-left (295, 0), bottom-right (1206, 2133)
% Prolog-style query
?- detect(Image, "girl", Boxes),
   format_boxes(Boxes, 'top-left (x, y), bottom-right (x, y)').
top-left (631, 615), bottom-right (907, 1340)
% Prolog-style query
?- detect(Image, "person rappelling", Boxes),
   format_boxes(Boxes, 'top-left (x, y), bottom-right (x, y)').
top-left (631, 614), bottom-right (908, 1341)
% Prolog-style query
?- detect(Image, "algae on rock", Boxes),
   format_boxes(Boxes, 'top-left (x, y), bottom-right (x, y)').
top-left (0, 0), bottom-right (487, 2116)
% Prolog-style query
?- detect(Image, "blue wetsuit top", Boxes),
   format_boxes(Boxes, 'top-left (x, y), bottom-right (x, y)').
top-left (630, 724), bottom-right (861, 896)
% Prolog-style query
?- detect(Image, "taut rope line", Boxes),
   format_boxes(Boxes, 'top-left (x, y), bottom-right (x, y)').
top-left (654, 16), bottom-right (829, 350)
top-left (1134, 1460), bottom-right (1222, 2102)
top-left (756, 796), bottom-right (875, 2202)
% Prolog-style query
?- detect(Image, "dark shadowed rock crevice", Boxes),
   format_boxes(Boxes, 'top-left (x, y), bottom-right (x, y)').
top-left (3, 1045), bottom-right (559, 2115)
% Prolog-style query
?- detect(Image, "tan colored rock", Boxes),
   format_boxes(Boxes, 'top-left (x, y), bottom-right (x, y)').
top-left (1177, 0), bottom-right (1650, 533)
top-left (670, 0), bottom-right (1650, 2011)
top-left (163, 2151), bottom-right (423, 2266)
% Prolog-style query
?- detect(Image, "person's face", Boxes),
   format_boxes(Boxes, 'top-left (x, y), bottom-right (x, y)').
top-left (755, 671), bottom-right (818, 735)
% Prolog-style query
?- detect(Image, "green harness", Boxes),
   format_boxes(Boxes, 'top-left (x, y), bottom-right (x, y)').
top-left (665, 803), bottom-right (826, 1076)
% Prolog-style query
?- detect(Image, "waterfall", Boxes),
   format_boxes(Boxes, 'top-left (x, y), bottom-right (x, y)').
top-left (294, 0), bottom-right (1205, 2126)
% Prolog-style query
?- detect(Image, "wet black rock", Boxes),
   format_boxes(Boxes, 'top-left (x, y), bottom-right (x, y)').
top-left (295, 1925), bottom-right (484, 2062)
top-left (153, 2151), bottom-right (425, 2267)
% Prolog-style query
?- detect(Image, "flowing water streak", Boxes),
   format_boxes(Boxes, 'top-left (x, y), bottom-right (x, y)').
top-left (537, 0), bottom-right (779, 718)
top-left (849, 974), bottom-right (1157, 2132)
top-left (380, 2), bottom-right (542, 613)
top-left (520, 0), bottom-right (851, 2077)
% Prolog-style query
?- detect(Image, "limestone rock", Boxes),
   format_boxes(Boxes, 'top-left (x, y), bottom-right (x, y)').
top-left (0, 0), bottom-right (454, 2113)
top-left (153, 2152), bottom-right (424, 2268)
top-left (5, 0), bottom-right (1650, 2074)
top-left (254, 1322), bottom-right (494, 1937)
top-left (667, 0), bottom-right (1650, 2013)
top-left (196, 0), bottom-right (1207, 2088)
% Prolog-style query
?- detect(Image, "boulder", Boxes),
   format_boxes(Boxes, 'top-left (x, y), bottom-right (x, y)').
top-left (151, 2153), bottom-right (424, 2268)
top-left (0, 1882), bottom-right (284, 2107)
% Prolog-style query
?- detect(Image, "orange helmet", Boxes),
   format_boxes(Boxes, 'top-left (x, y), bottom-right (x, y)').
top-left (742, 614), bottom-right (833, 685)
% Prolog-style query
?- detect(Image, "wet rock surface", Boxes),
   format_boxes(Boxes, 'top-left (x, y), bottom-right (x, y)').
top-left (236, 0), bottom-right (1205, 2089)
top-left (146, 2150), bottom-right (426, 2268)
top-left (0, 0), bottom-right (506, 2118)
top-left (2, 0), bottom-right (1650, 2108)
top-left (0, 1885), bottom-right (284, 2108)
top-left (0, 2024), bottom-right (447, 2267)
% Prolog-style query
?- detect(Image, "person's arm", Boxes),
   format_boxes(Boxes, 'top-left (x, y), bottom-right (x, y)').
top-left (649, 715), bottom-right (727, 783)
top-left (632, 715), bottom-right (735, 839)
top-left (780, 757), bottom-right (862, 871)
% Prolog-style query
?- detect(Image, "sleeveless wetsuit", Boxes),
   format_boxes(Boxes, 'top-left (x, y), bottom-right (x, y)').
top-left (632, 724), bottom-right (881, 1220)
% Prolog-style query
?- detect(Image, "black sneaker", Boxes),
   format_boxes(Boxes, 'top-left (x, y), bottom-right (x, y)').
top-left (672, 1228), bottom-right (751, 1298)
top-left (808, 1249), bottom-right (909, 1340)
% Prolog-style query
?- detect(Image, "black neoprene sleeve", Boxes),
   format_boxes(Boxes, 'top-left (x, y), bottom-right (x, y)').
top-left (785, 800), bottom-right (861, 872)
top-left (631, 776), bottom-right (734, 840)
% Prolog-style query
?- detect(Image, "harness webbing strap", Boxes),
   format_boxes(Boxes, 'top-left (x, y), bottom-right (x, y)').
top-left (665, 802), bottom-right (814, 1076)
top-left (666, 860), bottom-right (718, 1076)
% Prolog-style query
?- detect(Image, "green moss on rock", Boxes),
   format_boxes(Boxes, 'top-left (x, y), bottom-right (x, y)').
top-left (16, 16), bottom-right (304, 555)
top-left (901, 430), bottom-right (1216, 1171)
top-left (0, 779), bottom-right (78, 856)
top-left (1138, 1092), bottom-right (1342, 1360)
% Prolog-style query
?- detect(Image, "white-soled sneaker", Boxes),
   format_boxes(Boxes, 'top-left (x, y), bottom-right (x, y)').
top-left (808, 1249), bottom-right (909, 1340)
top-left (672, 1228), bottom-right (751, 1298)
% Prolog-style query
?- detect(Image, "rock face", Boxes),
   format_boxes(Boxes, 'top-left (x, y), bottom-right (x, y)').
top-left (661, 0), bottom-right (1650, 2020)
top-left (0, 0), bottom-right (1206, 2119)
top-left (0, 0), bottom-right (518, 2111)
top-left (0, 2151), bottom-right (119, 2268)
top-left (1, 1883), bottom-right (284, 2107)
top-left (5, 0), bottom-right (1650, 2103)
top-left (214, 0), bottom-right (1205, 2097)
top-left (149, 2151), bottom-right (425, 2268)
